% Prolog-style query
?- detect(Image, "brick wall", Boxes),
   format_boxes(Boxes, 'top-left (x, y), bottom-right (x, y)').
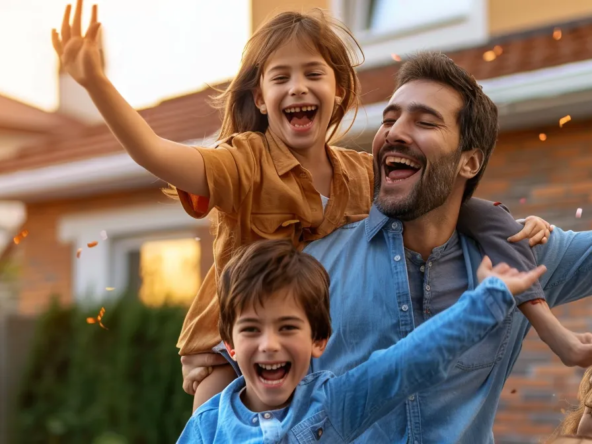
top-left (477, 118), bottom-right (592, 443)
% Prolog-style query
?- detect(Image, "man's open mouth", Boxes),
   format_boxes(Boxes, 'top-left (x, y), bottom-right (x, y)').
top-left (255, 362), bottom-right (292, 386)
top-left (384, 155), bottom-right (421, 183)
top-left (283, 105), bottom-right (318, 129)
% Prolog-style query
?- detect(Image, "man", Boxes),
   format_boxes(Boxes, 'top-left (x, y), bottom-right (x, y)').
top-left (183, 52), bottom-right (592, 443)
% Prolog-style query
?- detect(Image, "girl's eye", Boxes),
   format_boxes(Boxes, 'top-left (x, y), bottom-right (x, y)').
top-left (272, 76), bottom-right (288, 82)
top-left (307, 72), bottom-right (322, 78)
top-left (240, 327), bottom-right (259, 333)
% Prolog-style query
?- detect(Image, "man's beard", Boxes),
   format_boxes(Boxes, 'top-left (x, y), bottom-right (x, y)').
top-left (374, 145), bottom-right (462, 221)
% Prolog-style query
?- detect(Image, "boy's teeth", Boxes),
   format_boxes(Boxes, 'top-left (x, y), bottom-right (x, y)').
top-left (258, 362), bottom-right (287, 370)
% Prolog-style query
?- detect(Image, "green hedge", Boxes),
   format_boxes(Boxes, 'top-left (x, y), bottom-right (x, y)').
top-left (14, 296), bottom-right (193, 444)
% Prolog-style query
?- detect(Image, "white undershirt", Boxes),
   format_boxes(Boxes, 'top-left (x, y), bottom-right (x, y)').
top-left (320, 195), bottom-right (330, 213)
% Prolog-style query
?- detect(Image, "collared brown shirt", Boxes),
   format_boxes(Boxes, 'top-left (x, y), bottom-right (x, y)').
top-left (176, 130), bottom-right (373, 354)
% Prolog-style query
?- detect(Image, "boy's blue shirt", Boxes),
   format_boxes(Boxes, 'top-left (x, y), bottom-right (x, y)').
top-left (303, 205), bottom-right (592, 444)
top-left (178, 277), bottom-right (514, 444)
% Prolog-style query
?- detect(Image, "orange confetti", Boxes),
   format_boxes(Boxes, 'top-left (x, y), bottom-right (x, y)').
top-left (553, 28), bottom-right (562, 40)
top-left (520, 198), bottom-right (526, 204)
top-left (559, 115), bottom-right (571, 127)
top-left (87, 307), bottom-right (108, 330)
top-left (87, 241), bottom-right (99, 248)
top-left (483, 50), bottom-right (496, 62)
top-left (510, 389), bottom-right (517, 394)
top-left (391, 53), bottom-right (402, 62)
top-left (13, 229), bottom-right (29, 245)
top-left (539, 133), bottom-right (547, 141)
top-left (493, 201), bottom-right (502, 206)
top-left (493, 45), bottom-right (503, 56)
top-left (76, 248), bottom-right (82, 259)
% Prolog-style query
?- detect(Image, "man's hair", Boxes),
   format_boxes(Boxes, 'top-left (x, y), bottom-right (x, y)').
top-left (395, 51), bottom-right (499, 201)
top-left (218, 240), bottom-right (332, 346)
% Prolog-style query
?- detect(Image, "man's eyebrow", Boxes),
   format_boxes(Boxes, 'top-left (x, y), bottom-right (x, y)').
top-left (383, 102), bottom-right (445, 122)
top-left (267, 61), bottom-right (327, 73)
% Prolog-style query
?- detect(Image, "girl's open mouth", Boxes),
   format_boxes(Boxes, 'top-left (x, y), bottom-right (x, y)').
top-left (283, 105), bottom-right (318, 130)
top-left (384, 155), bottom-right (421, 183)
top-left (255, 362), bottom-right (292, 387)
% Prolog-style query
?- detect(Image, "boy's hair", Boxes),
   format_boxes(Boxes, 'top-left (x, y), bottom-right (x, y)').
top-left (213, 9), bottom-right (363, 144)
top-left (217, 240), bottom-right (332, 346)
top-left (395, 51), bottom-right (499, 202)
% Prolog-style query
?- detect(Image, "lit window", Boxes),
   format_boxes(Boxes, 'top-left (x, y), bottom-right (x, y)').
top-left (138, 238), bottom-right (202, 307)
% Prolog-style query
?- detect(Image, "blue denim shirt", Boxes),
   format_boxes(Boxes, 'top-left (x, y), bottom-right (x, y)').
top-left (304, 205), bottom-right (592, 444)
top-left (177, 278), bottom-right (515, 444)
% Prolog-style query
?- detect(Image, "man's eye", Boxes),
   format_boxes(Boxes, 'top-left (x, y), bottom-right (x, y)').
top-left (420, 121), bottom-right (436, 127)
top-left (381, 119), bottom-right (396, 125)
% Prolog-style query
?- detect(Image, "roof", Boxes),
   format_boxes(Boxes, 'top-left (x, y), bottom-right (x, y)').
top-left (2, 16), bottom-right (592, 176)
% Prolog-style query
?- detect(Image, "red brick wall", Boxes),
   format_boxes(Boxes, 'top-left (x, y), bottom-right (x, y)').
top-left (477, 119), bottom-right (592, 443)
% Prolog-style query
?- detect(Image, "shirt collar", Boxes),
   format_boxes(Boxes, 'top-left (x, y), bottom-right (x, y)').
top-left (227, 376), bottom-right (290, 425)
top-left (365, 204), bottom-right (401, 241)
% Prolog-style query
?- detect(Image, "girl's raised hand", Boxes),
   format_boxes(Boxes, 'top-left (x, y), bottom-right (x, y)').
top-left (52, 0), bottom-right (104, 88)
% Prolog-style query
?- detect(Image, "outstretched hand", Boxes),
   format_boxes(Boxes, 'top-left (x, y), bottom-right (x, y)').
top-left (52, 0), bottom-right (104, 88)
top-left (477, 256), bottom-right (547, 296)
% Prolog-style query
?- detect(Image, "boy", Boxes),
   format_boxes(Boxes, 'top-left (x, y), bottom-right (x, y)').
top-left (178, 240), bottom-right (546, 443)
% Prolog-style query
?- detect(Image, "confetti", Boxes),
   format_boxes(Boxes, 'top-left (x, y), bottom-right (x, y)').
top-left (483, 50), bottom-right (496, 62)
top-left (100, 230), bottom-right (108, 240)
top-left (539, 133), bottom-right (547, 141)
top-left (493, 45), bottom-right (503, 56)
top-left (195, 237), bottom-right (201, 242)
top-left (576, 208), bottom-right (583, 218)
top-left (559, 115), bottom-right (571, 127)
top-left (76, 248), bottom-right (82, 259)
top-left (391, 53), bottom-right (401, 62)
top-left (493, 201), bottom-right (502, 206)
top-left (510, 389), bottom-right (517, 394)
top-left (520, 198), bottom-right (526, 204)
top-left (553, 28), bottom-right (562, 40)
top-left (86, 307), bottom-right (108, 330)
top-left (105, 287), bottom-right (115, 291)
top-left (87, 241), bottom-right (98, 248)
top-left (13, 229), bottom-right (29, 245)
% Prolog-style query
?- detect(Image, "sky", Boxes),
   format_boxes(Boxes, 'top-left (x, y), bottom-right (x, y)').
top-left (0, 0), bottom-right (250, 111)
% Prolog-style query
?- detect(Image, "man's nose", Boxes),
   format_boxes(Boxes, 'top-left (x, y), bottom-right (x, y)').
top-left (385, 119), bottom-right (413, 146)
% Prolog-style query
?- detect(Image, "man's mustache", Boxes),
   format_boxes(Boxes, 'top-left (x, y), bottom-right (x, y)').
top-left (376, 143), bottom-right (426, 167)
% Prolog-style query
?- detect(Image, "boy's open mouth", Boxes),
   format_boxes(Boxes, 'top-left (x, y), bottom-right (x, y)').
top-left (383, 155), bottom-right (421, 183)
top-left (255, 362), bottom-right (292, 386)
top-left (283, 105), bottom-right (318, 129)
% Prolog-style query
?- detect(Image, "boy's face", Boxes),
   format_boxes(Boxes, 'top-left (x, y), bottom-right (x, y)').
top-left (226, 290), bottom-right (327, 412)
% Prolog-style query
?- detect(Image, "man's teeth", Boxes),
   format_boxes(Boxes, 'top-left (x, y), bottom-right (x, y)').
top-left (258, 362), bottom-right (287, 370)
top-left (384, 156), bottom-right (420, 169)
top-left (284, 105), bottom-right (317, 113)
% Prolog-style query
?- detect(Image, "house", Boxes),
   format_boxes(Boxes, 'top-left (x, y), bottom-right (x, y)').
top-left (2, 0), bottom-right (592, 441)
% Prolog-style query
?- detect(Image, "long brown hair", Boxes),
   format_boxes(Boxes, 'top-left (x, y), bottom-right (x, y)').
top-left (163, 9), bottom-right (363, 199)
top-left (549, 367), bottom-right (592, 442)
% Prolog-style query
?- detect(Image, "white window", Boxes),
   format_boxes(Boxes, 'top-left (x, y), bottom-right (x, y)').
top-left (332, 0), bottom-right (488, 68)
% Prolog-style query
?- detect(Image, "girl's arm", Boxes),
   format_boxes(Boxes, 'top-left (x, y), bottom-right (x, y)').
top-left (52, 1), bottom-right (208, 197)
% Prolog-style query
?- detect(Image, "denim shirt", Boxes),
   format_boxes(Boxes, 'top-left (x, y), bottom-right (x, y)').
top-left (304, 205), bottom-right (592, 444)
top-left (177, 278), bottom-right (515, 444)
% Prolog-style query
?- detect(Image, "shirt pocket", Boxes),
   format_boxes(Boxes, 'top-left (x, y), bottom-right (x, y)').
top-left (454, 314), bottom-right (513, 371)
top-left (290, 411), bottom-right (338, 443)
top-left (251, 213), bottom-right (301, 241)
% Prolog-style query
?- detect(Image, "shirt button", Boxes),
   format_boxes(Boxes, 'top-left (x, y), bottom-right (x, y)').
top-left (317, 428), bottom-right (323, 438)
top-left (252, 417), bottom-right (258, 423)
top-left (420, 265), bottom-right (425, 272)
top-left (408, 395), bottom-right (415, 401)
top-left (391, 222), bottom-right (398, 229)
top-left (425, 285), bottom-right (431, 291)
top-left (394, 255), bottom-right (401, 262)
top-left (428, 262), bottom-right (433, 267)
top-left (401, 304), bottom-right (409, 312)
top-left (263, 412), bottom-right (272, 419)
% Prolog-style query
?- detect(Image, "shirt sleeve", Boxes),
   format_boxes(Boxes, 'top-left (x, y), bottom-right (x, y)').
top-left (457, 197), bottom-right (544, 305)
top-left (535, 227), bottom-right (592, 307)
top-left (177, 135), bottom-right (257, 218)
top-left (176, 414), bottom-right (205, 444)
top-left (323, 277), bottom-right (515, 442)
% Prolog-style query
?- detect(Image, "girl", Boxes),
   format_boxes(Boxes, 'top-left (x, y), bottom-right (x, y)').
top-left (552, 367), bottom-right (592, 440)
top-left (53, 1), bottom-right (555, 410)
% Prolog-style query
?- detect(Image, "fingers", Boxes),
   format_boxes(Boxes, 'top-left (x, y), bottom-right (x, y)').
top-left (523, 265), bottom-right (547, 284)
top-left (507, 222), bottom-right (535, 243)
top-left (61, 4), bottom-right (72, 44)
top-left (492, 262), bottom-right (511, 274)
top-left (478, 255), bottom-right (492, 272)
top-left (72, 0), bottom-right (83, 37)
top-left (180, 352), bottom-right (228, 377)
top-left (528, 229), bottom-right (546, 247)
top-left (182, 366), bottom-right (210, 395)
top-left (86, 22), bottom-right (102, 42)
top-left (51, 29), bottom-right (63, 56)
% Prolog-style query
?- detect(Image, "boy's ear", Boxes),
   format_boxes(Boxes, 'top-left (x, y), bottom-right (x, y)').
top-left (311, 338), bottom-right (328, 359)
top-left (223, 341), bottom-right (237, 361)
top-left (458, 148), bottom-right (484, 179)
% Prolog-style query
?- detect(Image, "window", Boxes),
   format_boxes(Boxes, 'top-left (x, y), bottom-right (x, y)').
top-left (332, 0), bottom-right (487, 68)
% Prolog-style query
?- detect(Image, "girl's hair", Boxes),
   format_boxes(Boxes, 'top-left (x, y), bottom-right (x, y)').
top-left (163, 9), bottom-right (363, 199)
top-left (548, 367), bottom-right (592, 442)
top-left (213, 8), bottom-right (363, 143)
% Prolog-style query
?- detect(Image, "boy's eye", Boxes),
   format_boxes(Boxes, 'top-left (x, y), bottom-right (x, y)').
top-left (280, 325), bottom-right (298, 331)
top-left (240, 326), bottom-right (259, 333)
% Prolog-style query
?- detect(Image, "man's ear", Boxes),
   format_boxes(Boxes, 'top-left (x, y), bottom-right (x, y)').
top-left (459, 149), bottom-right (484, 179)
top-left (224, 341), bottom-right (237, 361)
top-left (311, 338), bottom-right (328, 359)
